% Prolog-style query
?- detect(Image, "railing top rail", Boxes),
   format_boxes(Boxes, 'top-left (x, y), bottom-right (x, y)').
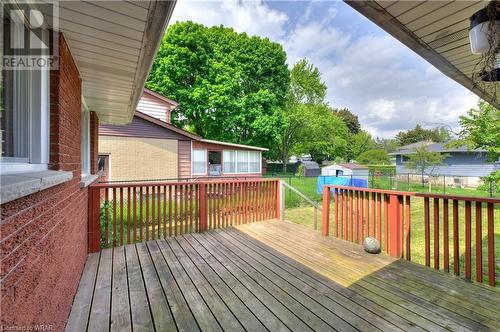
top-left (415, 192), bottom-right (500, 204)
top-left (325, 185), bottom-right (415, 196)
top-left (325, 185), bottom-right (500, 203)
top-left (90, 178), bottom-right (280, 189)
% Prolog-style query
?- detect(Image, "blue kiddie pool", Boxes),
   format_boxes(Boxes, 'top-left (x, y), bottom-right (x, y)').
top-left (316, 176), bottom-right (368, 195)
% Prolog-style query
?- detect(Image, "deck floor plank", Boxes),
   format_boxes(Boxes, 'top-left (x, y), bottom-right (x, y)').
top-left (182, 234), bottom-right (291, 332)
top-left (65, 252), bottom-right (100, 332)
top-left (173, 236), bottom-right (268, 332)
top-left (110, 246), bottom-right (132, 332)
top-left (136, 242), bottom-right (177, 331)
top-left (87, 248), bottom-right (113, 331)
top-left (147, 241), bottom-right (200, 332)
top-left (125, 244), bottom-right (154, 332)
top-left (156, 239), bottom-right (222, 331)
top-left (66, 220), bottom-right (500, 332)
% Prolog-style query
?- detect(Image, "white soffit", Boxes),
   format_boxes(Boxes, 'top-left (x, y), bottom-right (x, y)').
top-left (346, 0), bottom-right (499, 109)
top-left (48, 0), bottom-right (176, 125)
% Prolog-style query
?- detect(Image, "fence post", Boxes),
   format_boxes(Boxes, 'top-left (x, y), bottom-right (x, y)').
top-left (388, 194), bottom-right (403, 258)
top-left (199, 182), bottom-right (207, 232)
top-left (88, 186), bottom-right (101, 253)
top-left (322, 186), bottom-right (330, 236)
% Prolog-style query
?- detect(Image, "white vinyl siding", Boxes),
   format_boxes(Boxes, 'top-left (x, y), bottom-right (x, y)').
top-left (223, 150), bottom-right (261, 174)
top-left (192, 149), bottom-right (207, 174)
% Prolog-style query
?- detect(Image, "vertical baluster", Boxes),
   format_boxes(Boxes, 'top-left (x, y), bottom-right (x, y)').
top-left (377, 193), bottom-right (382, 242)
top-left (158, 185), bottom-right (162, 239)
top-left (229, 182), bottom-right (233, 225)
top-left (174, 185), bottom-right (178, 236)
top-left (221, 183), bottom-right (226, 227)
top-left (354, 191), bottom-right (358, 243)
top-left (475, 201), bottom-right (483, 283)
top-left (181, 184), bottom-right (186, 234)
top-left (365, 191), bottom-right (369, 239)
top-left (433, 198), bottom-right (439, 269)
top-left (190, 184), bottom-right (194, 232)
top-left (371, 192), bottom-right (376, 238)
top-left (146, 186), bottom-right (151, 241)
top-left (195, 184), bottom-right (199, 232)
top-left (120, 187), bottom-right (124, 246)
top-left (168, 185), bottom-right (172, 237)
top-left (487, 202), bottom-right (495, 286)
top-left (334, 189), bottom-right (339, 238)
top-left (127, 187), bottom-right (131, 244)
top-left (163, 185), bottom-right (167, 239)
top-left (424, 197), bottom-right (430, 267)
top-left (185, 184), bottom-right (189, 234)
top-left (113, 188), bottom-right (117, 247)
top-left (256, 181), bottom-right (261, 222)
top-left (105, 188), bottom-right (109, 246)
top-left (384, 194), bottom-right (389, 253)
top-left (140, 186), bottom-right (143, 242)
top-left (133, 187), bottom-right (137, 243)
top-left (453, 200), bottom-right (459, 275)
top-left (405, 195), bottom-right (411, 260)
top-left (443, 199), bottom-right (449, 271)
top-left (152, 186), bottom-right (156, 240)
top-left (465, 201), bottom-right (472, 280)
top-left (244, 182), bottom-right (248, 224)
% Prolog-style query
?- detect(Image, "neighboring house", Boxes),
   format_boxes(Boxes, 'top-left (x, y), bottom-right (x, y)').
top-left (98, 89), bottom-right (268, 181)
top-left (390, 141), bottom-right (498, 187)
top-left (0, 1), bottom-right (175, 329)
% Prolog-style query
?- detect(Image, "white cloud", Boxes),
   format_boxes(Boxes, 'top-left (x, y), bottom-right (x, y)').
top-left (170, 0), bottom-right (288, 41)
top-left (169, 0), bottom-right (480, 138)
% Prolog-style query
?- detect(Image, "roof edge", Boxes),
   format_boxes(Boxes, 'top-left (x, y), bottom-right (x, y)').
top-left (134, 111), bottom-right (201, 140)
top-left (199, 139), bottom-right (269, 151)
top-left (143, 88), bottom-right (179, 107)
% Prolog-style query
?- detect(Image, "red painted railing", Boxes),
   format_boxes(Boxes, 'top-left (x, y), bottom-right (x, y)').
top-left (322, 185), bottom-right (499, 287)
top-left (88, 179), bottom-right (280, 252)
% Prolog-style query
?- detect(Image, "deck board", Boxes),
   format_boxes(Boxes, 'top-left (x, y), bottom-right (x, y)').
top-left (66, 221), bottom-right (500, 331)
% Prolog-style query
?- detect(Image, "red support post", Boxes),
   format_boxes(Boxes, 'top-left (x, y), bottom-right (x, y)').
top-left (199, 182), bottom-right (208, 232)
top-left (88, 186), bottom-right (101, 253)
top-left (388, 194), bottom-right (403, 258)
top-left (322, 186), bottom-right (331, 236)
top-left (276, 180), bottom-right (281, 219)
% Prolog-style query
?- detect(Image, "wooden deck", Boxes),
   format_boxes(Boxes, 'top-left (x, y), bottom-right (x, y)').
top-left (66, 221), bottom-right (500, 332)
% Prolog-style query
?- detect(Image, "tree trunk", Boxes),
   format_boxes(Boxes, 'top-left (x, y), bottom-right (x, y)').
top-left (282, 149), bottom-right (289, 173)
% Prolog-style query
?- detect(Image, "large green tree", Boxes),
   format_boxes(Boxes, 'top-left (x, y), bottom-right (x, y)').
top-left (276, 59), bottom-right (348, 169)
top-left (395, 125), bottom-right (451, 146)
top-left (456, 100), bottom-right (500, 161)
top-left (406, 146), bottom-right (447, 186)
top-left (357, 149), bottom-right (391, 165)
top-left (333, 108), bottom-right (360, 135)
top-left (146, 21), bottom-right (290, 150)
top-left (347, 130), bottom-right (376, 161)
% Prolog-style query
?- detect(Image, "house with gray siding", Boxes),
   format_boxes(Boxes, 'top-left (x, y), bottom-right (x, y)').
top-left (390, 141), bottom-right (498, 187)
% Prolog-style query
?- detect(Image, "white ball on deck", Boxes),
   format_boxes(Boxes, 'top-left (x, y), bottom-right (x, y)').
top-left (363, 237), bottom-right (380, 254)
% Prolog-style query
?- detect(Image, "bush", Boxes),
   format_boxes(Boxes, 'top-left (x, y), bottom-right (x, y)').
top-left (296, 164), bottom-right (305, 176)
top-left (478, 170), bottom-right (500, 194)
top-left (368, 165), bottom-right (396, 177)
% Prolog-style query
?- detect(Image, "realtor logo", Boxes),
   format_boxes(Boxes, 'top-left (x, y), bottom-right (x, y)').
top-left (1, 1), bottom-right (58, 69)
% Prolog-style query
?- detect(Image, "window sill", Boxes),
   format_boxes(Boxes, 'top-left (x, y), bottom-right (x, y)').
top-left (80, 174), bottom-right (99, 188)
top-left (1, 170), bottom-right (73, 204)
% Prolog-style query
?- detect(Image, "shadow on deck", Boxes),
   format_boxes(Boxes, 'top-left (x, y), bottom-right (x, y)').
top-left (66, 221), bottom-right (500, 331)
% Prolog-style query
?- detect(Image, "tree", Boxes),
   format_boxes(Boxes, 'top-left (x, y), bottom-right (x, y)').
top-left (333, 108), bottom-right (360, 135)
top-left (406, 146), bottom-right (448, 186)
top-left (395, 125), bottom-right (451, 146)
top-left (276, 59), bottom-right (330, 171)
top-left (357, 149), bottom-right (391, 165)
top-left (347, 130), bottom-right (376, 161)
top-left (375, 137), bottom-right (398, 153)
top-left (146, 21), bottom-right (290, 150)
top-left (456, 100), bottom-right (500, 161)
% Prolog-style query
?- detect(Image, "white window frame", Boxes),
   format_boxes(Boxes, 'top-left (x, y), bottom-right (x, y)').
top-left (0, 67), bottom-right (50, 174)
top-left (81, 98), bottom-right (90, 177)
top-left (223, 150), bottom-right (261, 174)
top-left (192, 148), bottom-right (207, 175)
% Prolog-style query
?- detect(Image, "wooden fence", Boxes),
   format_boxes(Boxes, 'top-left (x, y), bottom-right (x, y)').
top-left (322, 185), bottom-right (499, 287)
top-left (88, 179), bottom-right (280, 252)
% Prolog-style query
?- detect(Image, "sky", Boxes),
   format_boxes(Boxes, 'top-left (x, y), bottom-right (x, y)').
top-left (170, 0), bottom-right (479, 138)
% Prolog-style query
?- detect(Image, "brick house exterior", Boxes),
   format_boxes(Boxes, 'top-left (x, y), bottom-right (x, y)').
top-left (1, 34), bottom-right (97, 330)
top-left (0, 1), bottom-right (175, 329)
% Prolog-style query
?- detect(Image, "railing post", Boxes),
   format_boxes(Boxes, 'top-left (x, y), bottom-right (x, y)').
top-left (322, 186), bottom-right (330, 236)
top-left (199, 182), bottom-right (207, 232)
top-left (279, 180), bottom-right (284, 221)
top-left (388, 194), bottom-right (403, 258)
top-left (88, 186), bottom-right (101, 253)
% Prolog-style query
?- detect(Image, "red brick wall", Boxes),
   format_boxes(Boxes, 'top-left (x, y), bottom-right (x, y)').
top-left (90, 111), bottom-right (99, 174)
top-left (1, 34), bottom-right (88, 331)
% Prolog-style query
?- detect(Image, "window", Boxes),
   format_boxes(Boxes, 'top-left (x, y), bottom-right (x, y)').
top-left (223, 150), bottom-right (261, 174)
top-left (237, 151), bottom-right (248, 173)
top-left (249, 151), bottom-right (261, 173)
top-left (192, 149), bottom-right (207, 174)
top-left (401, 155), bottom-right (410, 163)
top-left (223, 150), bottom-right (236, 173)
top-left (81, 103), bottom-right (90, 176)
top-left (0, 69), bottom-right (49, 173)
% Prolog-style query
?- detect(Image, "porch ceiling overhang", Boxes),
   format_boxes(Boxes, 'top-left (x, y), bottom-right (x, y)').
top-left (49, 0), bottom-right (176, 125)
top-left (345, 0), bottom-right (499, 109)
